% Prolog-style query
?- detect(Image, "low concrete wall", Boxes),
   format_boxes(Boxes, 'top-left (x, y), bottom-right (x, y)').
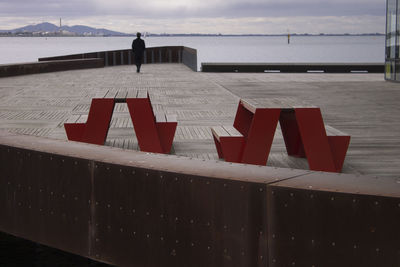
top-left (0, 131), bottom-right (399, 267)
top-left (201, 62), bottom-right (384, 73)
top-left (0, 58), bottom-right (104, 78)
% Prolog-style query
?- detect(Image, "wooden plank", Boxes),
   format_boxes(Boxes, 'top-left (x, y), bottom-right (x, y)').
top-left (154, 112), bottom-right (166, 122)
top-left (77, 115), bottom-right (88, 123)
top-left (127, 89), bottom-right (138, 98)
top-left (137, 90), bottom-right (148, 98)
top-left (166, 114), bottom-right (177, 122)
top-left (115, 90), bottom-right (128, 103)
top-left (65, 114), bottom-right (81, 124)
top-left (222, 125), bottom-right (243, 137)
top-left (93, 90), bottom-right (109, 98)
top-left (325, 125), bottom-right (348, 136)
top-left (211, 126), bottom-right (229, 141)
top-left (104, 90), bottom-right (118, 99)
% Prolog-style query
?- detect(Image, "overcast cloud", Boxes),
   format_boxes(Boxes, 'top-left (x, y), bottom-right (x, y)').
top-left (0, 0), bottom-right (386, 33)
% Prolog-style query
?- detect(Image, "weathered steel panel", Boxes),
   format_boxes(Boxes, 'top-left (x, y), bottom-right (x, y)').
top-left (267, 172), bottom-right (400, 267)
top-left (0, 145), bottom-right (92, 258)
top-left (91, 162), bottom-right (269, 267)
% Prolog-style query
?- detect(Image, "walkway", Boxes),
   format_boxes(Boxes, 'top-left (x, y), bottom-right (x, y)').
top-left (0, 63), bottom-right (398, 178)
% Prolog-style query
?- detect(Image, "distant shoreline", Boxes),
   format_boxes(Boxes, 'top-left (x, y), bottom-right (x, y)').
top-left (0, 33), bottom-right (385, 37)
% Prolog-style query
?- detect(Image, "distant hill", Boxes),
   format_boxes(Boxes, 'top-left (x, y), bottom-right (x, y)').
top-left (0, 22), bottom-right (128, 36)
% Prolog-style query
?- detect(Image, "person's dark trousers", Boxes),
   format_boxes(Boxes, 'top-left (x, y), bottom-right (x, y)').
top-left (135, 55), bottom-right (143, 73)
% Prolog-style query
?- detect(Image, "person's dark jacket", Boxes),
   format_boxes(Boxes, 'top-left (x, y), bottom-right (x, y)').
top-left (132, 38), bottom-right (146, 56)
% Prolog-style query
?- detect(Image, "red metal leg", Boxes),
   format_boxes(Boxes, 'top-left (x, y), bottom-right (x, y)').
top-left (82, 98), bottom-right (115, 145)
top-left (294, 108), bottom-right (336, 172)
top-left (219, 136), bottom-right (245, 163)
top-left (156, 122), bottom-right (177, 154)
top-left (213, 135), bottom-right (224, 159)
top-left (64, 123), bottom-right (86, 142)
top-left (279, 110), bottom-right (305, 157)
top-left (241, 108), bottom-right (281, 165)
top-left (126, 98), bottom-right (163, 153)
top-left (328, 136), bottom-right (351, 172)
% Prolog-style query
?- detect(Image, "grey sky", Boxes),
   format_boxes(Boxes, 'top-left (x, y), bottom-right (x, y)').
top-left (0, 0), bottom-right (386, 33)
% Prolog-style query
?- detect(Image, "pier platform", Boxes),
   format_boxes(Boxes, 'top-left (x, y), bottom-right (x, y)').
top-left (0, 63), bottom-right (398, 178)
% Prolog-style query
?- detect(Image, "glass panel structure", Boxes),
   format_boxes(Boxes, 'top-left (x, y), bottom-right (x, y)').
top-left (386, 0), bottom-right (400, 81)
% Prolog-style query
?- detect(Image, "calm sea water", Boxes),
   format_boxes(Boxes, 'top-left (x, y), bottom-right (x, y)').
top-left (0, 36), bottom-right (385, 69)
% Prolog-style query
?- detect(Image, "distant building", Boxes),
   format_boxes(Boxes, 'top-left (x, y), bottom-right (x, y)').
top-left (386, 0), bottom-right (399, 81)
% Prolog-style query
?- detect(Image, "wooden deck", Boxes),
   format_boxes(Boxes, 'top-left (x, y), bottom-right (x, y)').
top-left (0, 63), bottom-right (399, 178)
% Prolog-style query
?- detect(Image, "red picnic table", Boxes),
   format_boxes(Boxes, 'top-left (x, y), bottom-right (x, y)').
top-left (212, 98), bottom-right (350, 173)
top-left (64, 90), bottom-right (177, 154)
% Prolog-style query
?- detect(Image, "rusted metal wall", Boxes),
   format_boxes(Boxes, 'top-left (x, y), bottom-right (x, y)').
top-left (201, 63), bottom-right (384, 73)
top-left (38, 46), bottom-right (196, 70)
top-left (0, 58), bottom-right (104, 78)
top-left (0, 131), bottom-right (399, 267)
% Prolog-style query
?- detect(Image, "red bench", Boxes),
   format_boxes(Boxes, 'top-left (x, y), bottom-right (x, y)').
top-left (64, 90), bottom-right (177, 154)
top-left (212, 98), bottom-right (350, 173)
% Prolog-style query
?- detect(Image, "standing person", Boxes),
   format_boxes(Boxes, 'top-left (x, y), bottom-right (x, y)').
top-left (132, 32), bottom-right (146, 73)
